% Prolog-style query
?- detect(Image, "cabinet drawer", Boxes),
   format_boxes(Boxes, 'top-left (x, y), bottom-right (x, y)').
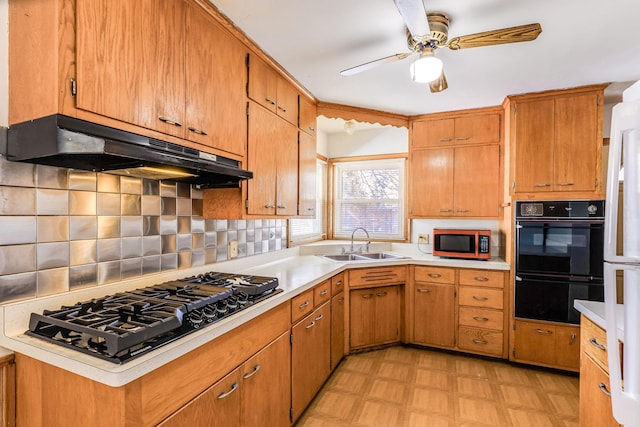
top-left (331, 273), bottom-right (345, 295)
top-left (458, 269), bottom-right (504, 288)
top-left (314, 280), bottom-right (331, 307)
top-left (458, 307), bottom-right (503, 330)
top-left (458, 327), bottom-right (503, 356)
top-left (581, 315), bottom-right (610, 373)
top-left (458, 287), bottom-right (503, 309)
top-left (414, 266), bottom-right (454, 284)
top-left (349, 266), bottom-right (406, 288)
top-left (291, 289), bottom-right (314, 323)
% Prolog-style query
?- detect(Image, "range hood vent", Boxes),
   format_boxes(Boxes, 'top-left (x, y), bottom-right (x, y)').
top-left (6, 115), bottom-right (252, 188)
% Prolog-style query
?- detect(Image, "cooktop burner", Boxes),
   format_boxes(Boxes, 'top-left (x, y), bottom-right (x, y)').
top-left (26, 272), bottom-right (281, 364)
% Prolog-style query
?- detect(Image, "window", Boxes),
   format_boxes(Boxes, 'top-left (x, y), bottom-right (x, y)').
top-left (289, 160), bottom-right (327, 244)
top-left (333, 158), bottom-right (405, 240)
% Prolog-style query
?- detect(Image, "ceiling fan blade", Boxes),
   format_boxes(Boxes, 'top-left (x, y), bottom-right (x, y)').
top-left (393, 0), bottom-right (430, 39)
top-left (447, 23), bottom-right (542, 50)
top-left (340, 52), bottom-right (414, 76)
top-left (429, 71), bottom-right (448, 93)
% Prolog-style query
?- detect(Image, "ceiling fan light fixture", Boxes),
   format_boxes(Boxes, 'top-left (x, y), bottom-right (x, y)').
top-left (410, 50), bottom-right (443, 83)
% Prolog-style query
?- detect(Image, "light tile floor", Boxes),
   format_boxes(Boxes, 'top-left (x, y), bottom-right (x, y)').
top-left (295, 346), bottom-right (579, 427)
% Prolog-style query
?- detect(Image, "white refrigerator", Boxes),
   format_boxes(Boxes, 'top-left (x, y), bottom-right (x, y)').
top-left (604, 80), bottom-right (640, 426)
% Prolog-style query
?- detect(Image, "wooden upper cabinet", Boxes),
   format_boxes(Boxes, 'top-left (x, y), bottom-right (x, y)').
top-left (299, 96), bottom-right (317, 136)
top-left (247, 54), bottom-right (299, 126)
top-left (412, 112), bottom-right (500, 148)
top-left (411, 144), bottom-right (500, 217)
top-left (76, 0), bottom-right (186, 138)
top-left (275, 119), bottom-right (299, 216)
top-left (298, 131), bottom-right (317, 217)
top-left (510, 86), bottom-right (605, 197)
top-left (185, 3), bottom-right (247, 156)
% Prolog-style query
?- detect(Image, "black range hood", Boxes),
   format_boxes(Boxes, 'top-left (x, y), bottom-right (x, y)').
top-left (6, 115), bottom-right (252, 188)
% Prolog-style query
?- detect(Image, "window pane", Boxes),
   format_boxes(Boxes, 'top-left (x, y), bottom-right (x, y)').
top-left (339, 203), bottom-right (399, 234)
top-left (341, 169), bottom-right (399, 199)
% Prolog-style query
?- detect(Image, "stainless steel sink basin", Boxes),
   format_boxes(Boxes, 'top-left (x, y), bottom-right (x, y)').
top-left (319, 252), bottom-right (408, 262)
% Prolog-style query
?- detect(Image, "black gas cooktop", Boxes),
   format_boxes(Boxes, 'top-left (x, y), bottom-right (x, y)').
top-left (26, 272), bottom-right (281, 364)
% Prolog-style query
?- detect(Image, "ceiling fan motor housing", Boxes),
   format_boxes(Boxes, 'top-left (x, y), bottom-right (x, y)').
top-left (407, 12), bottom-right (450, 50)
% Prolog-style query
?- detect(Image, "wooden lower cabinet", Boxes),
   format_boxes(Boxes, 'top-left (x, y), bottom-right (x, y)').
top-left (512, 319), bottom-right (580, 371)
top-left (331, 292), bottom-right (346, 370)
top-left (580, 354), bottom-right (621, 427)
top-left (291, 302), bottom-right (331, 422)
top-left (350, 286), bottom-right (401, 350)
top-left (413, 283), bottom-right (455, 348)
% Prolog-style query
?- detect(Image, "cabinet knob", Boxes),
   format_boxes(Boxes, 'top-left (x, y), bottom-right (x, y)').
top-left (319, 289), bottom-right (328, 296)
top-left (298, 300), bottom-right (310, 309)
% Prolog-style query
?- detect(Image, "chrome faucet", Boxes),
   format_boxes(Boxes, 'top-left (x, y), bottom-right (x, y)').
top-left (349, 227), bottom-right (370, 254)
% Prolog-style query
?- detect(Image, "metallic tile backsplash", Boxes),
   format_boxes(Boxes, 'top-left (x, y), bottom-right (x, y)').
top-left (0, 157), bottom-right (287, 303)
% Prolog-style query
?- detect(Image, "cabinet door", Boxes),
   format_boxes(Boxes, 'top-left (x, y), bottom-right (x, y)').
top-left (291, 303), bottom-right (331, 421)
top-left (410, 148), bottom-right (454, 216)
top-left (247, 54), bottom-right (277, 113)
top-left (513, 98), bottom-right (555, 192)
top-left (454, 114), bottom-right (501, 145)
top-left (299, 96), bottom-right (317, 135)
top-left (555, 325), bottom-right (580, 371)
top-left (185, 4), bottom-right (247, 156)
top-left (580, 355), bottom-right (621, 427)
top-left (247, 103), bottom-right (277, 215)
top-left (413, 283), bottom-right (455, 347)
top-left (275, 120), bottom-right (299, 216)
top-left (374, 286), bottom-right (400, 345)
top-left (159, 368), bottom-right (241, 426)
top-left (350, 289), bottom-right (377, 348)
top-left (554, 93), bottom-right (599, 192)
top-left (276, 77), bottom-right (299, 126)
top-left (412, 118), bottom-right (454, 148)
top-left (76, 0), bottom-right (185, 138)
top-left (241, 332), bottom-right (290, 427)
top-left (331, 292), bottom-right (345, 370)
top-left (298, 131), bottom-right (317, 217)
top-left (453, 144), bottom-right (500, 217)
top-left (513, 320), bottom-right (556, 366)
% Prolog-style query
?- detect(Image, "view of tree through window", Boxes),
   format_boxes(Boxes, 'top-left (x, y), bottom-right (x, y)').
top-left (334, 159), bottom-right (404, 240)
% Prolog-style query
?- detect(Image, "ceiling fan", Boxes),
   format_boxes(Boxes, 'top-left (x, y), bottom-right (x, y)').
top-left (340, 0), bottom-right (542, 92)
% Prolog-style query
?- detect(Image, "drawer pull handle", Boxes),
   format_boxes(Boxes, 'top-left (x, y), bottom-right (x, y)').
top-left (439, 209), bottom-right (453, 212)
top-left (473, 316), bottom-right (489, 322)
top-left (217, 382), bottom-right (239, 399)
top-left (277, 204), bottom-right (286, 209)
top-left (473, 339), bottom-right (488, 345)
top-left (319, 289), bottom-right (328, 296)
top-left (428, 273), bottom-right (442, 278)
top-left (309, 126), bottom-right (316, 132)
top-left (557, 182), bottom-right (574, 186)
top-left (335, 281), bottom-right (343, 287)
top-left (264, 204), bottom-right (275, 209)
top-left (455, 209), bottom-right (470, 213)
top-left (474, 277), bottom-right (489, 282)
top-left (589, 337), bottom-right (606, 351)
top-left (533, 183), bottom-right (551, 187)
top-left (242, 364), bottom-right (261, 379)
top-left (569, 332), bottom-right (577, 344)
top-left (439, 138), bottom-right (452, 142)
top-left (298, 300), bottom-right (310, 309)
top-left (158, 116), bottom-right (183, 127)
top-left (338, 297), bottom-right (344, 303)
top-left (305, 321), bottom-right (316, 329)
top-left (472, 296), bottom-right (489, 301)
top-left (456, 136), bottom-right (470, 141)
top-left (376, 291), bottom-right (387, 297)
top-left (265, 97), bottom-right (276, 105)
top-left (362, 294), bottom-right (374, 299)
top-left (277, 105), bottom-right (288, 113)
top-left (535, 328), bottom-right (553, 334)
top-left (187, 126), bottom-right (208, 136)
top-left (598, 382), bottom-right (612, 397)
top-left (314, 314), bottom-right (324, 321)
top-left (417, 289), bottom-right (431, 293)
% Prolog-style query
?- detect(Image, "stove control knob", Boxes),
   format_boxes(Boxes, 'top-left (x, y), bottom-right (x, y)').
top-left (587, 204), bottom-right (598, 215)
top-left (187, 311), bottom-right (204, 328)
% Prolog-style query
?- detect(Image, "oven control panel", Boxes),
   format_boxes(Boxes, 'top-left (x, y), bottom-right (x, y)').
top-left (516, 200), bottom-right (604, 219)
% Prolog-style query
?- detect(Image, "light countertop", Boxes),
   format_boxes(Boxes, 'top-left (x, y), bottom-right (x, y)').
top-left (0, 241), bottom-right (508, 386)
top-left (574, 300), bottom-right (625, 339)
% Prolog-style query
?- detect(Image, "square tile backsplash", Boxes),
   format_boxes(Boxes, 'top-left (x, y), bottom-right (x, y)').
top-left (0, 156), bottom-right (287, 303)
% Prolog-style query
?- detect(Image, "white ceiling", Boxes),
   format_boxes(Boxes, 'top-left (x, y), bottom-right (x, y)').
top-left (210, 0), bottom-right (640, 120)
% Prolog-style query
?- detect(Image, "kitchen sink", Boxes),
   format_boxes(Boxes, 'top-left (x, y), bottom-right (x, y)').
top-left (319, 252), bottom-right (408, 262)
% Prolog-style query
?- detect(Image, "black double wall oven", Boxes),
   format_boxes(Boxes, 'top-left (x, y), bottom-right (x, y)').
top-left (514, 200), bottom-right (605, 324)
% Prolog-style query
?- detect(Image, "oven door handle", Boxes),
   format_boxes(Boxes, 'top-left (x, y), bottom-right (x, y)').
top-left (515, 276), bottom-right (522, 281)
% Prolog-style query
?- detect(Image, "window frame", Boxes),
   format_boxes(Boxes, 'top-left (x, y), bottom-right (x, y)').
top-left (289, 158), bottom-right (327, 245)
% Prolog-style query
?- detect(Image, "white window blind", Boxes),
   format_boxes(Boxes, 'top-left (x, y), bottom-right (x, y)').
top-left (333, 158), bottom-right (405, 240)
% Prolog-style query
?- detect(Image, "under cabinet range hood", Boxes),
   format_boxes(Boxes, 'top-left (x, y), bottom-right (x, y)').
top-left (6, 115), bottom-right (253, 188)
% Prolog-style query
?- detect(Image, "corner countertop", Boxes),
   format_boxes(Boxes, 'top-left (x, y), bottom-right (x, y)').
top-left (574, 300), bottom-right (625, 339)
top-left (0, 241), bottom-right (508, 386)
